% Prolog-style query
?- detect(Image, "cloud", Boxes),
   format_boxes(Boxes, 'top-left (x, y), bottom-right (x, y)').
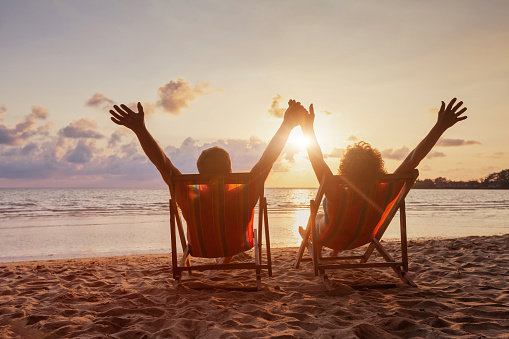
top-left (0, 106), bottom-right (49, 145)
top-left (267, 94), bottom-right (285, 118)
top-left (65, 139), bottom-right (96, 164)
top-left (156, 78), bottom-right (215, 114)
top-left (85, 93), bottom-right (116, 108)
top-left (437, 138), bottom-right (481, 147)
top-left (346, 135), bottom-right (358, 141)
top-left (381, 146), bottom-right (410, 160)
top-left (1, 142), bottom-right (38, 157)
top-left (322, 110), bottom-right (332, 115)
top-left (31, 106), bottom-right (49, 119)
top-left (0, 129), bottom-right (157, 184)
top-left (283, 143), bottom-right (301, 163)
top-left (60, 118), bottom-right (104, 139)
top-left (108, 129), bottom-right (127, 148)
top-left (426, 151), bottom-right (446, 159)
top-left (327, 148), bottom-right (345, 158)
top-left (0, 105), bottom-right (6, 121)
top-left (473, 152), bottom-right (506, 159)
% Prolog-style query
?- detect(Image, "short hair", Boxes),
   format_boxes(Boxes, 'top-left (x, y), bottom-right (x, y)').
top-left (339, 141), bottom-right (386, 183)
top-left (196, 146), bottom-right (232, 175)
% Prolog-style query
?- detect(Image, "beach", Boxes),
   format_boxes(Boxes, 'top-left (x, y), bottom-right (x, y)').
top-left (1, 234), bottom-right (508, 338)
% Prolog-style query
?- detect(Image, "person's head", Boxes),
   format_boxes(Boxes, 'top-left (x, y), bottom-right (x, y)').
top-left (339, 141), bottom-right (386, 183)
top-left (197, 146), bottom-right (232, 175)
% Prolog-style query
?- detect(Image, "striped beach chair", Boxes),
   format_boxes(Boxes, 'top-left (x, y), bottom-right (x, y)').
top-left (169, 173), bottom-right (272, 290)
top-left (295, 169), bottom-right (419, 288)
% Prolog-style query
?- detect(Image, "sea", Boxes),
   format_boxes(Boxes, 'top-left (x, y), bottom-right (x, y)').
top-left (1, 188), bottom-right (508, 263)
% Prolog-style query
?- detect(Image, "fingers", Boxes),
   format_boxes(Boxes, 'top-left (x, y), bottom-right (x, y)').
top-left (440, 101), bottom-right (445, 113)
top-left (110, 117), bottom-right (123, 125)
top-left (288, 99), bottom-right (304, 108)
top-left (452, 100), bottom-right (464, 112)
top-left (456, 107), bottom-right (467, 116)
top-left (309, 104), bottom-right (315, 117)
top-left (113, 105), bottom-right (128, 116)
top-left (109, 109), bottom-right (124, 120)
top-left (446, 98), bottom-right (457, 111)
top-left (120, 104), bottom-right (135, 114)
top-left (137, 102), bottom-right (144, 115)
top-left (457, 116), bottom-right (467, 122)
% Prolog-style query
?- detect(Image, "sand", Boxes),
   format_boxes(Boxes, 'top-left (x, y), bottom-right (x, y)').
top-left (1, 234), bottom-right (508, 338)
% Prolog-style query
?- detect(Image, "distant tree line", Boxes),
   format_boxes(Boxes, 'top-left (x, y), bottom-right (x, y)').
top-left (413, 169), bottom-right (509, 189)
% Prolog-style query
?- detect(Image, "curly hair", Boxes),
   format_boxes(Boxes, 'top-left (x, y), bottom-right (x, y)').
top-left (197, 146), bottom-right (232, 175)
top-left (339, 141), bottom-right (387, 183)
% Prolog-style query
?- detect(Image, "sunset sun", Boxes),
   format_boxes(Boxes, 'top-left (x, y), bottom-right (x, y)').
top-left (288, 130), bottom-right (309, 149)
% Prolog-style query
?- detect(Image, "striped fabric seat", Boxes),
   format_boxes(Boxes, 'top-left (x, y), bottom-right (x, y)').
top-left (319, 180), bottom-right (405, 251)
top-left (169, 173), bottom-right (272, 290)
top-left (295, 170), bottom-right (419, 288)
top-left (175, 179), bottom-right (259, 258)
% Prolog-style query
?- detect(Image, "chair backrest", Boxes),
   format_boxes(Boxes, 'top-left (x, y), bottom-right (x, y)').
top-left (170, 173), bottom-right (263, 258)
top-left (318, 170), bottom-right (418, 251)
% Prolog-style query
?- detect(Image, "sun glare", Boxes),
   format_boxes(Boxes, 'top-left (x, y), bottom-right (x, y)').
top-left (288, 130), bottom-right (309, 149)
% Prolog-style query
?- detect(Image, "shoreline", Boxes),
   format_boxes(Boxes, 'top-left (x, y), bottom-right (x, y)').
top-left (1, 234), bottom-right (508, 338)
top-left (2, 232), bottom-right (509, 265)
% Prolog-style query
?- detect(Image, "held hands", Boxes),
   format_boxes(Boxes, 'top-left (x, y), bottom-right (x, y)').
top-left (283, 99), bottom-right (308, 128)
top-left (301, 103), bottom-right (315, 134)
top-left (436, 98), bottom-right (467, 131)
top-left (109, 102), bottom-right (145, 133)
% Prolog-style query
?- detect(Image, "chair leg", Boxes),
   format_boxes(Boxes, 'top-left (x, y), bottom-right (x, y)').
top-left (262, 198), bottom-right (272, 277)
top-left (322, 272), bottom-right (332, 291)
top-left (295, 219), bottom-right (312, 269)
top-left (172, 272), bottom-right (182, 287)
top-left (179, 246), bottom-right (191, 275)
top-left (373, 239), bottom-right (416, 287)
top-left (310, 200), bottom-right (320, 276)
top-left (170, 199), bottom-right (178, 280)
top-left (254, 229), bottom-right (262, 290)
top-left (400, 202), bottom-right (409, 272)
top-left (361, 241), bottom-right (376, 263)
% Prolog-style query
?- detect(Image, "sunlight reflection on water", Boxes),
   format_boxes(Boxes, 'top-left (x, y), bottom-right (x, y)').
top-left (1, 188), bottom-right (508, 262)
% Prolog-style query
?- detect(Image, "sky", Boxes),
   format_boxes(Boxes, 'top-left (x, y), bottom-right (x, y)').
top-left (1, 0), bottom-right (508, 188)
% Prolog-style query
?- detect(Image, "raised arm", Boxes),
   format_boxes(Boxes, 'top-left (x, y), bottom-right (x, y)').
top-left (301, 104), bottom-right (336, 200)
top-left (301, 104), bottom-right (334, 182)
top-left (250, 100), bottom-right (307, 182)
top-left (395, 98), bottom-right (468, 174)
top-left (109, 102), bottom-right (181, 187)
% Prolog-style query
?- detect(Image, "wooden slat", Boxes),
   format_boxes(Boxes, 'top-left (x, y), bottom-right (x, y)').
top-left (318, 262), bottom-right (404, 270)
top-left (300, 255), bottom-right (365, 262)
top-left (177, 263), bottom-right (270, 272)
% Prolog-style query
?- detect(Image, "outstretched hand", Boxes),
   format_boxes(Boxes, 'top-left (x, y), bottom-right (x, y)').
top-left (283, 99), bottom-right (308, 127)
top-left (436, 98), bottom-right (467, 130)
top-left (301, 103), bottom-right (315, 133)
top-left (109, 102), bottom-right (145, 133)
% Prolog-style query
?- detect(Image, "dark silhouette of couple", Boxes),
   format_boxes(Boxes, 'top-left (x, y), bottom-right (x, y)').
top-left (110, 98), bottom-right (467, 258)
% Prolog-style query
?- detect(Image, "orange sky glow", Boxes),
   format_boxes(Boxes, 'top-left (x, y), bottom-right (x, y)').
top-left (1, 1), bottom-right (508, 188)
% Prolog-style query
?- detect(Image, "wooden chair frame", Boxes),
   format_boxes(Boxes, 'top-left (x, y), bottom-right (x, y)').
top-left (295, 169), bottom-right (419, 289)
top-left (169, 173), bottom-right (272, 290)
